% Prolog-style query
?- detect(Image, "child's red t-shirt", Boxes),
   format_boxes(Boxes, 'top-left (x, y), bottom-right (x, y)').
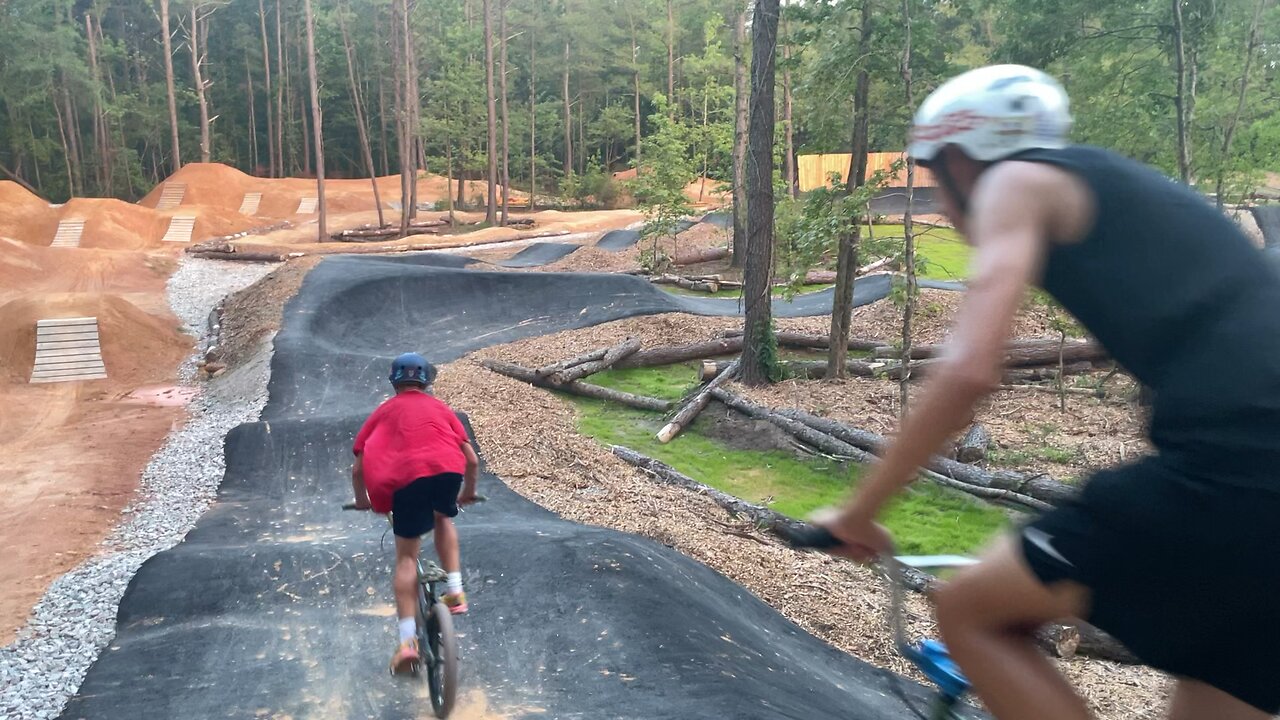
top-left (353, 391), bottom-right (469, 513)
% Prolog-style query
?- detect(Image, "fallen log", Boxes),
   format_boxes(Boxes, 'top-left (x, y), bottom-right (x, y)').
top-left (651, 274), bottom-right (722, 293)
top-left (671, 246), bottom-right (730, 266)
top-left (774, 408), bottom-right (1077, 506)
top-left (955, 424), bottom-right (991, 463)
top-left (186, 249), bottom-right (302, 262)
top-left (659, 358), bottom-right (741, 443)
top-left (548, 337), bottom-right (641, 384)
top-left (611, 445), bottom-right (1107, 661)
top-left (334, 225), bottom-right (449, 241)
top-left (710, 389), bottom-right (1050, 511)
top-left (720, 330), bottom-right (889, 353)
top-left (802, 269), bottom-right (837, 284)
top-left (873, 338), bottom-right (1107, 367)
top-left (708, 388), bottom-right (874, 461)
top-left (614, 337), bottom-right (743, 369)
top-left (534, 347), bottom-right (609, 378)
top-left (856, 256), bottom-right (894, 275)
top-left (480, 359), bottom-right (671, 412)
top-left (1002, 362), bottom-right (1094, 383)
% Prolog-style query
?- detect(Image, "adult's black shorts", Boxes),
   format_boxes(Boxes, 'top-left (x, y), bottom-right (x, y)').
top-left (1020, 456), bottom-right (1280, 713)
top-left (390, 473), bottom-right (464, 539)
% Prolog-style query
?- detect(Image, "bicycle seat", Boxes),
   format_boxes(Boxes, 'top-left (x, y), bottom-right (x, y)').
top-left (902, 639), bottom-right (970, 700)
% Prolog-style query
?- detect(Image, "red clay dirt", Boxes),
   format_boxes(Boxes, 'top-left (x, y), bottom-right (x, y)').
top-left (0, 162), bottom-right (627, 644)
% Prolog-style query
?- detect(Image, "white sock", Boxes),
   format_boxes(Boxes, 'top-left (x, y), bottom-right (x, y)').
top-left (446, 571), bottom-right (463, 595)
top-left (398, 617), bottom-right (416, 643)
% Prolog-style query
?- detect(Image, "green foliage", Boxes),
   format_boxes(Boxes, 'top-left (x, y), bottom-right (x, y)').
top-left (775, 163), bottom-right (901, 297)
top-left (631, 94), bottom-right (696, 271)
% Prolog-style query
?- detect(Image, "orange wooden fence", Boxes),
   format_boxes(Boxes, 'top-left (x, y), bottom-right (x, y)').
top-left (796, 152), bottom-right (937, 191)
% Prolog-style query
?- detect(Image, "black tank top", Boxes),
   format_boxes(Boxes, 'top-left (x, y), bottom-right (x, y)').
top-left (1013, 146), bottom-right (1280, 489)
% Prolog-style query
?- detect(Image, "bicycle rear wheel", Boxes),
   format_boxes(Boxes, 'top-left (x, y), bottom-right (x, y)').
top-left (420, 596), bottom-right (458, 718)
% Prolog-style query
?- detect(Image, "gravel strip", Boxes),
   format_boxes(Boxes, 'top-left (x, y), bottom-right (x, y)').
top-left (0, 257), bottom-right (279, 720)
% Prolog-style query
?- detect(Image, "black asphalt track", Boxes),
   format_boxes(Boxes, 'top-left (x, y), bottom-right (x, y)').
top-left (1252, 205), bottom-right (1280, 248)
top-left (870, 187), bottom-right (941, 215)
top-left (595, 229), bottom-right (640, 251)
top-left (62, 255), bottom-right (977, 720)
top-left (496, 242), bottom-right (582, 267)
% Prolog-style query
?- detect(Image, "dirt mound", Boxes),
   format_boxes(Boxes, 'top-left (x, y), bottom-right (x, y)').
top-left (0, 238), bottom-right (173, 301)
top-left (139, 163), bottom-right (256, 211)
top-left (0, 182), bottom-right (56, 244)
top-left (684, 177), bottom-right (730, 207)
top-left (0, 293), bottom-right (190, 385)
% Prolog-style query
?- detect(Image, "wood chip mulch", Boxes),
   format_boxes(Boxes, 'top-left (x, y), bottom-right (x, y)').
top-left (434, 309), bottom-right (1170, 720)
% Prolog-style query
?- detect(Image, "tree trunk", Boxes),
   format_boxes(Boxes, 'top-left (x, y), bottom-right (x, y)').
top-left (160, 0), bottom-right (182, 174)
top-left (258, 0), bottom-right (276, 177)
top-left (1171, 0), bottom-right (1191, 184)
top-left (85, 13), bottom-right (111, 195)
top-left (302, 0), bottom-right (326, 241)
top-left (275, 0), bottom-right (285, 177)
top-left (666, 0), bottom-right (675, 112)
top-left (659, 358), bottom-right (741, 442)
top-left (562, 41), bottom-right (572, 181)
top-left (546, 338), bottom-right (642, 384)
top-left (730, 2), bottom-right (748, 267)
top-left (827, 0), bottom-right (873, 379)
top-left (246, 60), bottom-right (259, 171)
top-left (529, 28), bottom-right (537, 210)
top-left (741, 0), bottom-right (780, 387)
top-left (61, 86), bottom-right (83, 196)
top-left (396, 0), bottom-right (412, 232)
top-left (1214, 0), bottom-right (1266, 209)
top-left (339, 7), bottom-right (384, 227)
top-left (499, 0), bottom-right (511, 225)
top-left (782, 17), bottom-right (797, 200)
top-left (899, 0), bottom-right (915, 412)
top-left (406, 0), bottom-right (421, 220)
top-left (52, 94), bottom-right (76, 196)
top-left (187, 4), bottom-right (211, 163)
top-left (479, 0), bottom-right (497, 223)
top-left (630, 13), bottom-right (641, 168)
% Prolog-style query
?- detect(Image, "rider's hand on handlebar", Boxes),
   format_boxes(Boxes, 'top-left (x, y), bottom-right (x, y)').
top-left (457, 488), bottom-right (480, 506)
top-left (810, 507), bottom-right (894, 564)
top-left (349, 497), bottom-right (373, 511)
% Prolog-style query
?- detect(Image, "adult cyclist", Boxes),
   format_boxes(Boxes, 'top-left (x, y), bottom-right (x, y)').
top-left (813, 64), bottom-right (1280, 719)
top-left (350, 353), bottom-right (480, 674)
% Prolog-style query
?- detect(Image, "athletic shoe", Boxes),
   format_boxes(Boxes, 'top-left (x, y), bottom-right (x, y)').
top-left (389, 638), bottom-right (419, 674)
top-left (442, 591), bottom-right (468, 615)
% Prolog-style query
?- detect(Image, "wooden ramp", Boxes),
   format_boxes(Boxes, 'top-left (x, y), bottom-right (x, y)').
top-left (296, 197), bottom-right (318, 214)
top-left (155, 183), bottom-right (187, 210)
top-left (31, 317), bottom-right (107, 383)
top-left (161, 215), bottom-right (197, 243)
top-left (238, 192), bottom-right (263, 215)
top-left (51, 219), bottom-right (86, 248)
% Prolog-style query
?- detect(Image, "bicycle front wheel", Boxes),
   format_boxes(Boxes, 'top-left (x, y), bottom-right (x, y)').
top-left (422, 599), bottom-right (458, 718)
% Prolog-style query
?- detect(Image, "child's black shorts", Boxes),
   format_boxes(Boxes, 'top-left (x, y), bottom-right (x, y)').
top-left (1020, 456), bottom-right (1280, 713)
top-left (390, 473), bottom-right (464, 539)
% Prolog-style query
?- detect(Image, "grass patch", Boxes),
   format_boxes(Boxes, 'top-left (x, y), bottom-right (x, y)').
top-left (573, 366), bottom-right (1006, 556)
top-left (988, 446), bottom-right (1078, 467)
top-left (867, 224), bottom-right (972, 281)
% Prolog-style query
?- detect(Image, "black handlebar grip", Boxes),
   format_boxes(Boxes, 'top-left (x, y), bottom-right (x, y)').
top-left (778, 523), bottom-right (845, 549)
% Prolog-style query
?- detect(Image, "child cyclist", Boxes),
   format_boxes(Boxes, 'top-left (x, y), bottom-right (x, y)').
top-left (349, 352), bottom-right (480, 674)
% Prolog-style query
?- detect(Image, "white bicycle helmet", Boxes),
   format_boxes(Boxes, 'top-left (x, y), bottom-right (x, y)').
top-left (908, 64), bottom-right (1072, 164)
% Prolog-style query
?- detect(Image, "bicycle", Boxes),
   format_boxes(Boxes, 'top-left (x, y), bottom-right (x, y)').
top-left (781, 524), bottom-right (975, 720)
top-left (343, 496), bottom-right (485, 719)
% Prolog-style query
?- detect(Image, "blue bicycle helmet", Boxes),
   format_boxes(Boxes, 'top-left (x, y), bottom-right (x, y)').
top-left (389, 352), bottom-right (436, 388)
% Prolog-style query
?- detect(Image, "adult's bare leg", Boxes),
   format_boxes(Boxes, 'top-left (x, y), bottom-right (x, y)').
top-left (934, 536), bottom-right (1093, 720)
top-left (1166, 679), bottom-right (1270, 720)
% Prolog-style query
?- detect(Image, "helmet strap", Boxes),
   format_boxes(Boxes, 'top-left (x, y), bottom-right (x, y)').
top-left (932, 157), bottom-right (970, 218)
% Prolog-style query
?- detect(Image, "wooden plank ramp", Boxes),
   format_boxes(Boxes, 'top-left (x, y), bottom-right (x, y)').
top-left (50, 219), bottom-right (85, 248)
top-left (238, 192), bottom-right (262, 215)
top-left (161, 216), bottom-right (197, 243)
top-left (30, 317), bottom-right (107, 383)
top-left (296, 197), bottom-right (318, 214)
top-left (155, 182), bottom-right (187, 210)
